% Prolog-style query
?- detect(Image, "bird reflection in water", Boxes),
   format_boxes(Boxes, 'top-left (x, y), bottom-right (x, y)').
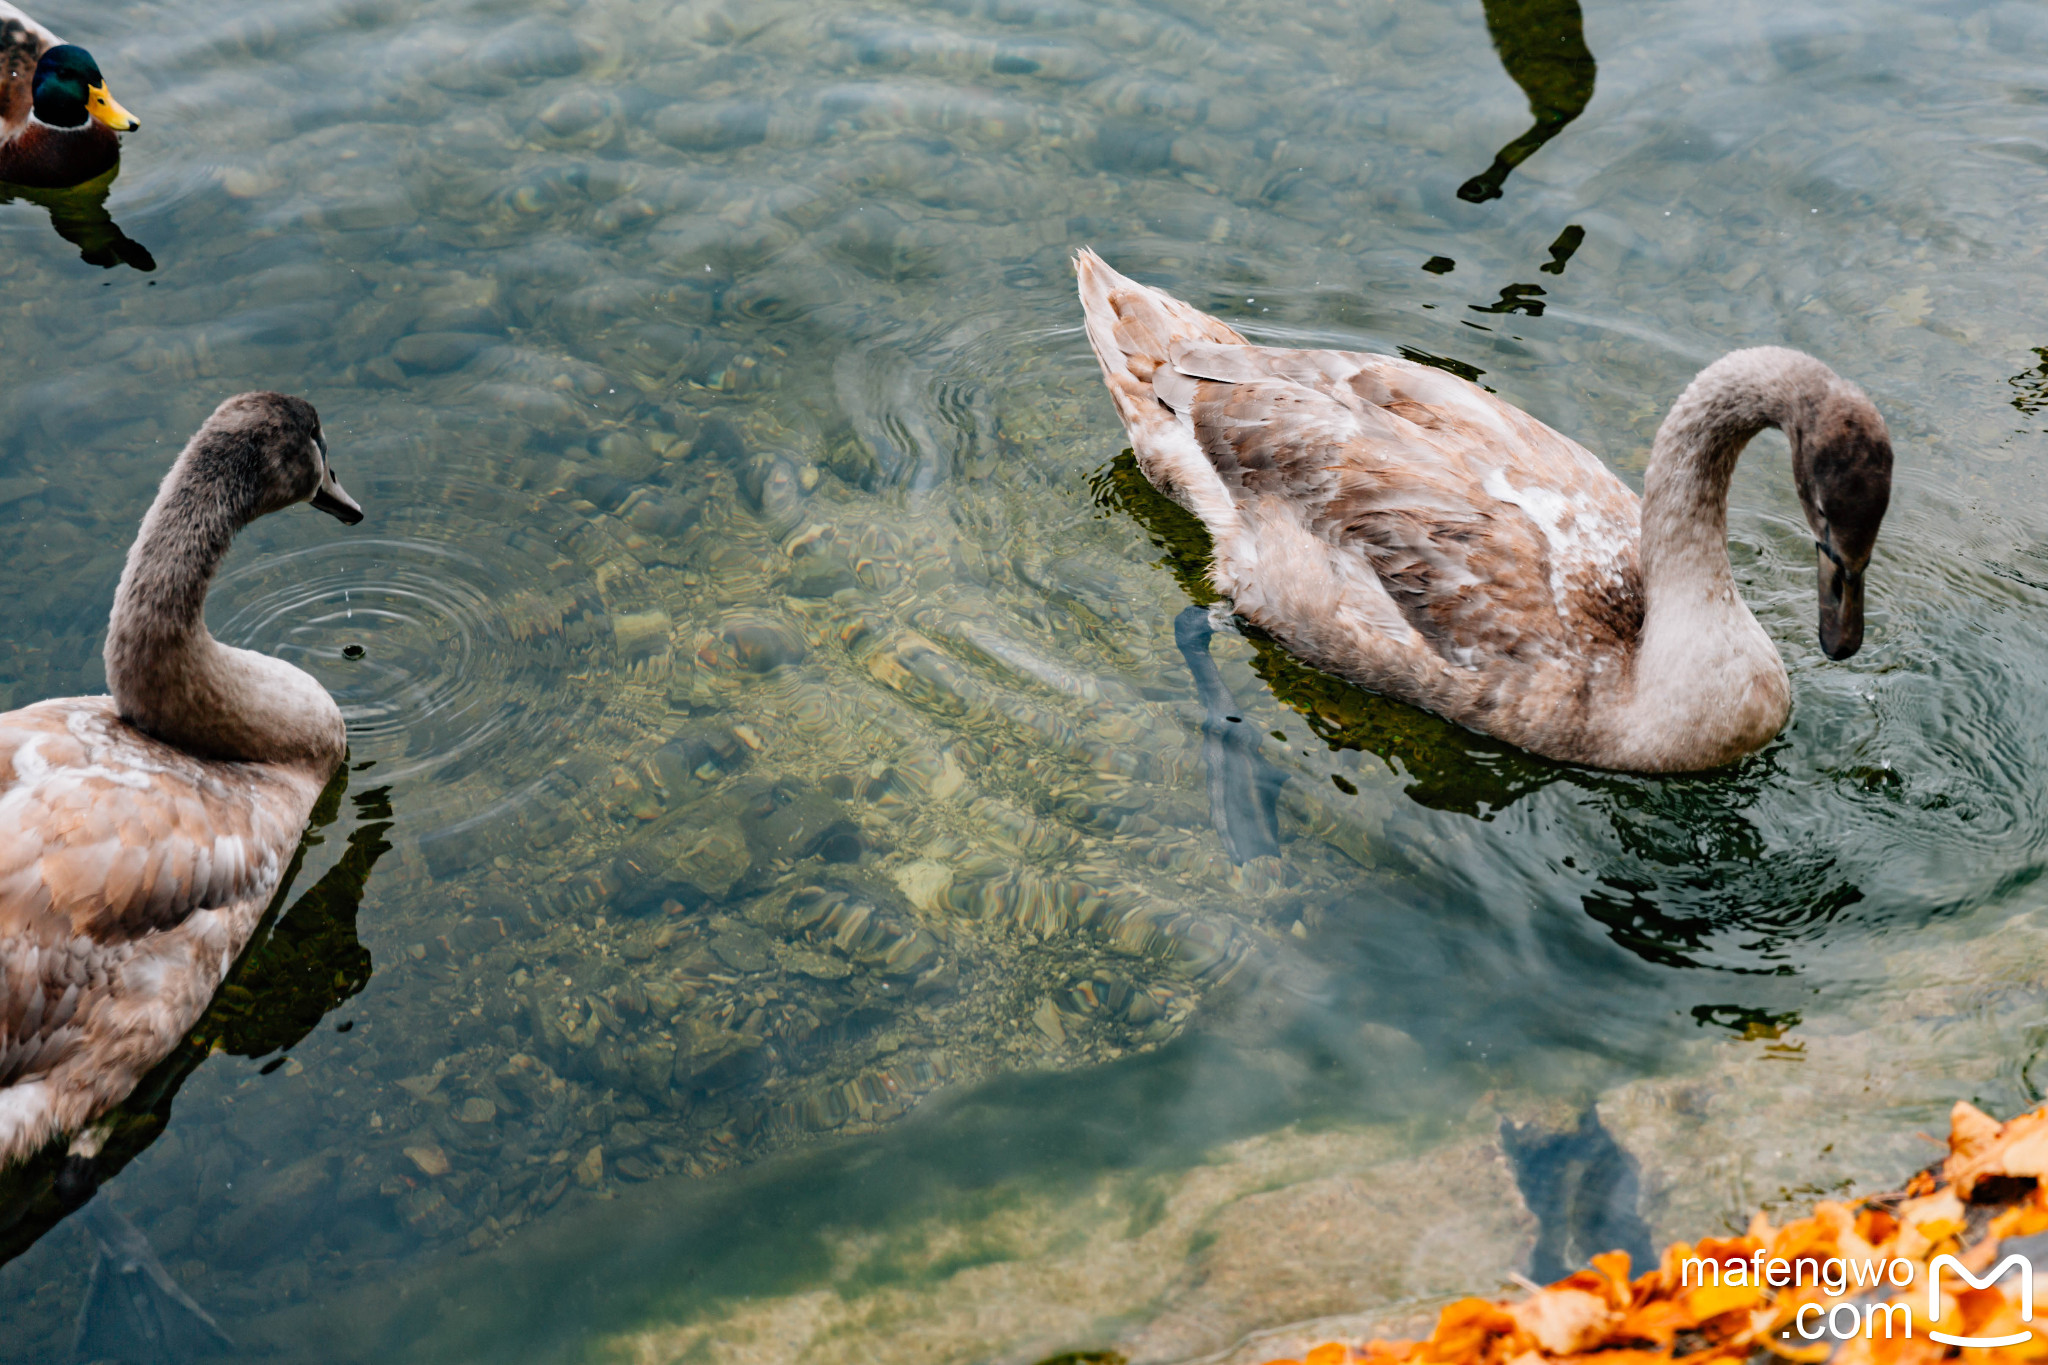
top-left (70, 1194), bottom-right (234, 1362)
top-left (0, 771), bottom-right (393, 1355)
top-left (0, 165), bottom-right (154, 271)
top-left (1457, 0), bottom-right (1597, 203)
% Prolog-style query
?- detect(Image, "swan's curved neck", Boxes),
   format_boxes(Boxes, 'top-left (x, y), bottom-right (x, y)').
top-left (1639, 349), bottom-right (1839, 605)
top-left (103, 454), bottom-right (342, 766)
top-left (107, 473), bottom-right (238, 668)
top-left (1616, 350), bottom-right (1840, 765)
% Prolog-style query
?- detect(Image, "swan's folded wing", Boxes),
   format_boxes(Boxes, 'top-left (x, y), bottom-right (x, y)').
top-left (0, 699), bottom-right (319, 1147)
top-left (0, 699), bottom-right (316, 946)
top-left (1172, 344), bottom-right (1643, 664)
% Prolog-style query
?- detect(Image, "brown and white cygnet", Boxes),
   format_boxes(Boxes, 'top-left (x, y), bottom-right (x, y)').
top-left (1075, 250), bottom-right (1894, 773)
top-left (0, 392), bottom-right (362, 1166)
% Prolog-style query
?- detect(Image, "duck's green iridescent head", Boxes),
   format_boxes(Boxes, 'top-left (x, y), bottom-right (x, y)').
top-left (31, 45), bottom-right (140, 133)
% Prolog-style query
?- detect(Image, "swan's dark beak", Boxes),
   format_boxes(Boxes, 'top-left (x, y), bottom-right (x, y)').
top-left (311, 467), bottom-right (364, 525)
top-left (1817, 541), bottom-right (1864, 660)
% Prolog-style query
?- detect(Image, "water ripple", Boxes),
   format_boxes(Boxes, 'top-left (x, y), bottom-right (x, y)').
top-left (211, 529), bottom-right (616, 798)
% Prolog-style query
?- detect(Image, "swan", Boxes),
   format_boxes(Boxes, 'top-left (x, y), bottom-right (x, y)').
top-left (1075, 250), bottom-right (1893, 773)
top-left (0, 392), bottom-right (362, 1167)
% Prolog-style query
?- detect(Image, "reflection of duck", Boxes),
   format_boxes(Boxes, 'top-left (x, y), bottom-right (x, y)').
top-left (1076, 251), bottom-right (1894, 773)
top-left (1457, 0), bottom-right (1596, 203)
top-left (0, 394), bottom-right (364, 1169)
top-left (70, 1193), bottom-right (234, 1361)
top-left (1501, 1105), bottom-right (1653, 1283)
top-left (0, 3), bottom-right (140, 189)
top-left (0, 165), bottom-right (153, 270)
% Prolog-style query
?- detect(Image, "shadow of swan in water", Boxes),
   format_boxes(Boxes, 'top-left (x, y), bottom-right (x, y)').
top-left (0, 166), bottom-right (156, 272)
top-left (0, 768), bottom-right (395, 1273)
top-left (1172, 605), bottom-right (1283, 864)
top-left (1457, 0), bottom-right (1598, 204)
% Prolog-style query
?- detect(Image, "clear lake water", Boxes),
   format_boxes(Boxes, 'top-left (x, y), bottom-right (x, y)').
top-left (3, 0), bottom-right (2048, 1359)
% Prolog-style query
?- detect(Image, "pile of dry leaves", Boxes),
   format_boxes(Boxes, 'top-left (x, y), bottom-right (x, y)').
top-left (1262, 1101), bottom-right (2048, 1365)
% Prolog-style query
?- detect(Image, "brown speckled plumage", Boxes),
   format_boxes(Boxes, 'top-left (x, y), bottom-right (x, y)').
top-left (1075, 250), bottom-right (1892, 772)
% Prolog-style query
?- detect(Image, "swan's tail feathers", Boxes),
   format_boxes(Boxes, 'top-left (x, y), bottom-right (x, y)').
top-left (1073, 249), bottom-right (1249, 542)
top-left (1074, 248), bottom-right (1246, 431)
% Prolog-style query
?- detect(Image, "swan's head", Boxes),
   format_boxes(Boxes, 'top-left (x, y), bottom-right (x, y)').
top-left (191, 392), bottom-right (363, 527)
top-left (1788, 387), bottom-right (1891, 661)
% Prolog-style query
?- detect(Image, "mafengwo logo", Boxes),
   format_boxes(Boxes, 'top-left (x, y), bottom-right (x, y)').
top-left (1682, 1251), bottom-right (2036, 1345)
top-left (1927, 1254), bottom-right (2034, 1349)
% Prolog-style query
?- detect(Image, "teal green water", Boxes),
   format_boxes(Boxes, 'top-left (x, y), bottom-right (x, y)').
top-left (3, 0), bottom-right (2048, 1358)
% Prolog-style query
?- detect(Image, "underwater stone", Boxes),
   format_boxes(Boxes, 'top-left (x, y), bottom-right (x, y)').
top-left (779, 946), bottom-right (851, 980)
top-left (651, 101), bottom-right (772, 151)
top-left (671, 1018), bottom-right (766, 1091)
top-left (399, 1185), bottom-right (464, 1236)
top-left (738, 784), bottom-right (864, 865)
top-left (709, 926), bottom-right (773, 973)
top-left (390, 331), bottom-right (491, 374)
top-left (786, 886), bottom-right (935, 977)
top-left (738, 452), bottom-right (811, 533)
top-left (612, 609), bottom-right (673, 659)
top-left (892, 859), bottom-right (954, 911)
top-left (786, 551), bottom-right (856, 598)
top-left (597, 431), bottom-right (657, 480)
top-left (628, 1042), bottom-right (673, 1102)
top-left (573, 1145), bottom-right (604, 1188)
top-left (718, 615), bottom-right (806, 672)
top-left (623, 489), bottom-right (706, 539)
top-left (475, 21), bottom-right (589, 82)
top-left (610, 813), bottom-right (752, 909)
top-left (1031, 998), bottom-right (1067, 1045)
top-left (535, 88), bottom-right (619, 138)
top-left (643, 726), bottom-right (749, 791)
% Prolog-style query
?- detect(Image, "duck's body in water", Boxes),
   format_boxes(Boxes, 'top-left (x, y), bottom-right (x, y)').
top-left (1075, 250), bottom-right (1893, 773)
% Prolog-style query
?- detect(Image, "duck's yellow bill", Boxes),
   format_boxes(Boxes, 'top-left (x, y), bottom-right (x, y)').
top-left (85, 83), bottom-right (139, 133)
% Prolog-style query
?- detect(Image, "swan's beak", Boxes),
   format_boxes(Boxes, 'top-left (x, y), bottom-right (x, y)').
top-left (1817, 543), bottom-right (1864, 660)
top-left (311, 466), bottom-right (364, 525)
top-left (85, 83), bottom-right (139, 133)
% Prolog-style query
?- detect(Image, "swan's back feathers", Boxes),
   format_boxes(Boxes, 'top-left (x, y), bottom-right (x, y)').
top-left (0, 697), bottom-right (319, 1162)
top-left (0, 700), bottom-right (313, 940)
top-left (1186, 342), bottom-right (1645, 665)
top-left (1075, 249), bottom-right (1644, 676)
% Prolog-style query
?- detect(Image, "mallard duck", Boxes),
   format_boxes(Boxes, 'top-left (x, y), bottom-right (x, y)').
top-left (0, 1), bottom-right (138, 189)
top-left (1075, 250), bottom-right (1893, 773)
top-left (0, 393), bottom-right (362, 1167)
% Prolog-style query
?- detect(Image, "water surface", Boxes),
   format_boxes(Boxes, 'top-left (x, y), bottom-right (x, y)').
top-left (2, 0), bottom-right (2047, 1359)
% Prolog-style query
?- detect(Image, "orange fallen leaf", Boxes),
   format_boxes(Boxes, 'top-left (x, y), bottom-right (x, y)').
top-left (1243, 1101), bottom-right (2048, 1365)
